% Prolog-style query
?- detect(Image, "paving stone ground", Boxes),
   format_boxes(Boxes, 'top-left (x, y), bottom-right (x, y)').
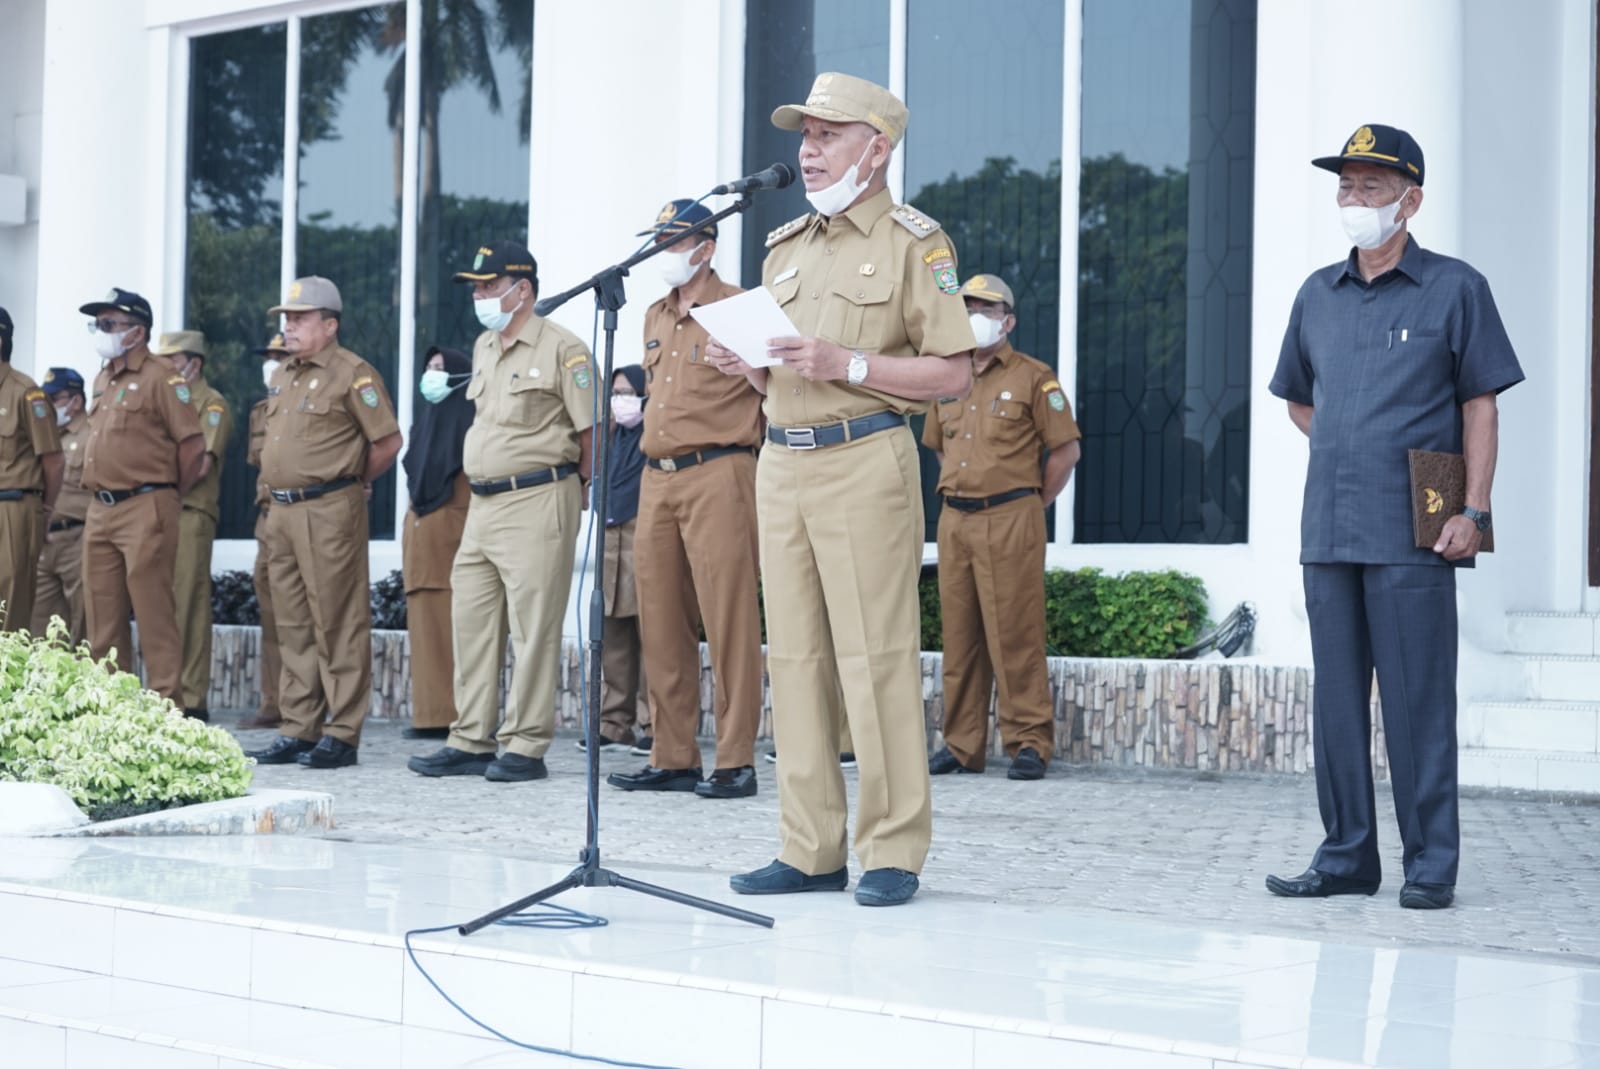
top-left (227, 714), bottom-right (1600, 966)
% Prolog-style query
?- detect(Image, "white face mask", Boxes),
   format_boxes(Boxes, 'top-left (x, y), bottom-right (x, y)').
top-left (93, 327), bottom-right (134, 362)
top-left (658, 243), bottom-right (706, 289)
top-left (474, 285), bottom-right (525, 332)
top-left (610, 393), bottom-right (644, 427)
top-left (1340, 189), bottom-right (1412, 250)
top-left (968, 312), bottom-right (1005, 350)
top-left (262, 359), bottom-right (281, 389)
top-left (806, 140), bottom-right (878, 217)
top-left (55, 404), bottom-right (72, 428)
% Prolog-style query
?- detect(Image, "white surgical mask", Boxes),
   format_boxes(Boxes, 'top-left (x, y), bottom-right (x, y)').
top-left (610, 393), bottom-right (643, 427)
top-left (658, 244), bottom-right (705, 288)
top-left (1340, 189), bottom-right (1412, 250)
top-left (968, 312), bottom-right (1005, 350)
top-left (474, 286), bottom-right (524, 332)
top-left (93, 327), bottom-right (133, 362)
top-left (806, 141), bottom-right (878, 217)
top-left (420, 368), bottom-right (469, 404)
top-left (55, 405), bottom-right (71, 428)
top-left (262, 359), bottom-right (281, 389)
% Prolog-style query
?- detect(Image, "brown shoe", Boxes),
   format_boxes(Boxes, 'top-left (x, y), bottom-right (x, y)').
top-left (238, 713), bottom-right (283, 729)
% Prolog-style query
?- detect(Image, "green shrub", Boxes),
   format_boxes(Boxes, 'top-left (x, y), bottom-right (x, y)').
top-left (0, 621), bottom-right (253, 819)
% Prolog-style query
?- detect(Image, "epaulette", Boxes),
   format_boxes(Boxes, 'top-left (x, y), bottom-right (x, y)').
top-left (765, 214), bottom-right (812, 248)
top-left (890, 204), bottom-right (941, 239)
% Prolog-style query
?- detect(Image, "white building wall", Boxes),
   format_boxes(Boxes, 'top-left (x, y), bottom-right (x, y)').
top-left (0, 0), bottom-right (47, 377)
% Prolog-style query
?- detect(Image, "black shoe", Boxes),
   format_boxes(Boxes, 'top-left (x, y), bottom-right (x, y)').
top-left (402, 726), bottom-right (450, 740)
top-left (299, 736), bottom-right (358, 769)
top-left (1265, 868), bottom-right (1381, 898)
top-left (630, 735), bottom-right (654, 757)
top-left (695, 766), bottom-right (757, 799)
top-left (185, 707), bottom-right (210, 723)
top-left (854, 867), bottom-right (920, 907)
top-left (576, 734), bottom-right (630, 753)
top-left (245, 736), bottom-right (316, 764)
top-left (485, 752), bottom-right (547, 782)
top-left (928, 746), bottom-right (980, 775)
top-left (1007, 747), bottom-right (1046, 781)
top-left (607, 765), bottom-right (702, 791)
top-left (237, 712), bottom-right (282, 730)
top-left (407, 746), bottom-right (493, 777)
top-left (1399, 882), bottom-right (1455, 910)
top-left (839, 752), bottom-right (856, 768)
top-left (730, 860), bottom-right (848, 895)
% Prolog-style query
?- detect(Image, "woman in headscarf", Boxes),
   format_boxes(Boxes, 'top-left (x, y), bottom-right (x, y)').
top-left (400, 345), bottom-right (474, 739)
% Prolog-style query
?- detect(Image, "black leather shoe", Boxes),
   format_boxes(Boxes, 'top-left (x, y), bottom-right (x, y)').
top-left (576, 734), bottom-right (630, 753)
top-left (1007, 747), bottom-right (1046, 781)
top-left (730, 860), bottom-right (848, 895)
top-left (855, 867), bottom-right (920, 906)
top-left (1265, 868), bottom-right (1380, 898)
top-left (402, 726), bottom-right (449, 740)
top-left (245, 736), bottom-right (316, 764)
top-left (486, 753), bottom-right (547, 782)
top-left (185, 707), bottom-right (210, 723)
top-left (695, 766), bottom-right (756, 799)
top-left (407, 746), bottom-right (493, 777)
top-left (607, 765), bottom-right (702, 792)
top-left (928, 746), bottom-right (980, 775)
top-left (299, 736), bottom-right (358, 769)
top-left (1399, 882), bottom-right (1455, 910)
top-left (630, 735), bottom-right (654, 757)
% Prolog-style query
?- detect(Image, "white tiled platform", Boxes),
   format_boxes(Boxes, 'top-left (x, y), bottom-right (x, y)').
top-left (1, 837), bottom-right (1598, 1068)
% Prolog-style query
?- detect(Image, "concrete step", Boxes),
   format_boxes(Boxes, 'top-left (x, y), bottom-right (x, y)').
top-left (1506, 611), bottom-right (1600, 656)
top-left (1520, 655), bottom-right (1600, 703)
top-left (1461, 700), bottom-right (1600, 755)
top-left (1458, 747), bottom-right (1600, 793)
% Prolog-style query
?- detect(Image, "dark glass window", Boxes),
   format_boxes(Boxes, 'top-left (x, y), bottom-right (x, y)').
top-left (1074, 0), bottom-right (1255, 543)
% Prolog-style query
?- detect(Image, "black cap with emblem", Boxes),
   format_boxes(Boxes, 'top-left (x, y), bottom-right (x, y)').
top-left (0, 305), bottom-right (11, 362)
top-left (1312, 124), bottom-right (1425, 186)
top-left (452, 240), bottom-right (539, 285)
top-left (78, 287), bottom-right (155, 326)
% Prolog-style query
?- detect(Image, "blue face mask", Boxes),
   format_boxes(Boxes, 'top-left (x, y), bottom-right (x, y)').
top-left (420, 368), bottom-right (469, 403)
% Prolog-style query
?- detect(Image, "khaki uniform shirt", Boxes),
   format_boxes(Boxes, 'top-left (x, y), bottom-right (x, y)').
top-left (462, 315), bottom-right (596, 480)
top-left (183, 378), bottom-right (233, 521)
top-left (54, 412), bottom-right (91, 522)
top-left (259, 343), bottom-right (399, 490)
top-left (761, 188), bottom-right (975, 426)
top-left (84, 349), bottom-right (203, 491)
top-left (922, 342), bottom-right (1081, 496)
top-left (640, 271), bottom-right (763, 458)
top-left (0, 365), bottom-right (60, 491)
top-left (247, 398), bottom-right (269, 509)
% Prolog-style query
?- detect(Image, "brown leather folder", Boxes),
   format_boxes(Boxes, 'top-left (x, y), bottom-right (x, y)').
top-left (1408, 449), bottom-right (1493, 552)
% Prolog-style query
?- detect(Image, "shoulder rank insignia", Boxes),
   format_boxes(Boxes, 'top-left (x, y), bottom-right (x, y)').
top-left (765, 214), bottom-right (812, 249)
top-left (890, 203), bottom-right (941, 238)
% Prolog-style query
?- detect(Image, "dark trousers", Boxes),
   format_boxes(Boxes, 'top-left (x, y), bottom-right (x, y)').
top-left (1304, 563), bottom-right (1460, 887)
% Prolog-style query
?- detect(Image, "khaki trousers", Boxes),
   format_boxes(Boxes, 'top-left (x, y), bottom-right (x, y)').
top-left (600, 518), bottom-right (651, 743)
top-left (30, 522), bottom-right (85, 644)
top-left (936, 497), bottom-right (1054, 768)
top-left (265, 484), bottom-right (371, 745)
top-left (253, 511), bottom-right (282, 721)
top-left (0, 497), bottom-right (43, 634)
top-left (84, 490), bottom-right (182, 700)
top-left (448, 478), bottom-right (579, 759)
top-left (405, 589), bottom-right (459, 729)
top-left (175, 508), bottom-right (218, 709)
top-left (757, 427), bottom-right (931, 875)
top-left (636, 454), bottom-right (763, 770)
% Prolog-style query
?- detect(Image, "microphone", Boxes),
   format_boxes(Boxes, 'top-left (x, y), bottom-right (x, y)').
top-left (709, 163), bottom-right (796, 196)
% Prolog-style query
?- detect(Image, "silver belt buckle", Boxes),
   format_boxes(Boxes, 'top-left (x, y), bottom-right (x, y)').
top-left (658, 457), bottom-right (678, 472)
top-left (96, 490), bottom-right (116, 506)
top-left (782, 427), bottom-right (817, 450)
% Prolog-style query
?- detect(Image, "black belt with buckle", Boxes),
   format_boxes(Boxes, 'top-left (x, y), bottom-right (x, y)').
top-left (48, 517), bottom-right (86, 533)
top-left (943, 488), bottom-right (1039, 513)
top-left (469, 463), bottom-right (578, 496)
top-left (766, 411), bottom-right (906, 451)
top-left (647, 445), bottom-right (756, 473)
top-left (269, 476), bottom-right (359, 505)
top-left (94, 484), bottom-right (175, 507)
top-left (0, 488), bottom-right (41, 502)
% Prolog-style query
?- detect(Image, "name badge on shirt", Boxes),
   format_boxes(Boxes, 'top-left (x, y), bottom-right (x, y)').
top-left (646, 340), bottom-right (661, 350)
top-left (773, 267), bottom-right (799, 284)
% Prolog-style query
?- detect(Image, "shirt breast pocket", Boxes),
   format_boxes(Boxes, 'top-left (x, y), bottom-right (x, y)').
top-left (824, 276), bottom-right (895, 352)
top-left (506, 372), bottom-right (555, 425)
top-left (294, 395), bottom-right (340, 438)
top-left (112, 392), bottom-right (147, 430)
top-left (985, 404), bottom-right (1030, 441)
top-left (0, 405), bottom-right (17, 460)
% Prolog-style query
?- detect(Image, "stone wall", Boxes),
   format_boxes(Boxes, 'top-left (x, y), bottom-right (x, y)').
top-left (205, 625), bottom-right (1389, 778)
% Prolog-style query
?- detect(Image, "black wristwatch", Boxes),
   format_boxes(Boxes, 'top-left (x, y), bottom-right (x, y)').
top-left (1461, 505), bottom-right (1491, 532)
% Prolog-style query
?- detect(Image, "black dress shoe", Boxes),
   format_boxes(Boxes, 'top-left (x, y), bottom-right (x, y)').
top-left (1007, 747), bottom-right (1046, 781)
top-left (1399, 882), bottom-right (1455, 910)
top-left (184, 707), bottom-right (210, 723)
top-left (607, 765), bottom-right (702, 792)
top-left (486, 752), bottom-right (547, 782)
top-left (402, 726), bottom-right (450, 740)
top-left (730, 860), bottom-right (848, 895)
top-left (1264, 868), bottom-right (1380, 898)
top-left (245, 736), bottom-right (316, 764)
top-left (695, 766), bottom-right (757, 799)
top-left (928, 746), bottom-right (980, 775)
top-left (407, 746), bottom-right (493, 777)
top-left (300, 736), bottom-right (358, 769)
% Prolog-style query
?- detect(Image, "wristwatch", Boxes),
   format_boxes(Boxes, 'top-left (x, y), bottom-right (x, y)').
top-left (846, 350), bottom-right (869, 385)
top-left (1461, 505), bottom-right (1492, 532)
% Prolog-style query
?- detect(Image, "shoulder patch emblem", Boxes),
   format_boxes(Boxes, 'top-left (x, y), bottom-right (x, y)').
top-left (765, 214), bottom-right (812, 248)
top-left (890, 203), bottom-right (941, 238)
top-left (207, 408), bottom-right (222, 427)
top-left (572, 365), bottom-right (592, 390)
top-left (922, 245), bottom-right (960, 295)
top-left (24, 388), bottom-right (45, 402)
top-left (359, 384), bottom-right (379, 408)
top-left (1042, 381), bottom-right (1067, 412)
top-left (31, 398), bottom-right (48, 420)
top-left (175, 383), bottom-right (191, 404)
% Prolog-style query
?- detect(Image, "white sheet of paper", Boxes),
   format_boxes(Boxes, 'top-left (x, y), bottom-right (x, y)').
top-left (688, 287), bottom-right (797, 369)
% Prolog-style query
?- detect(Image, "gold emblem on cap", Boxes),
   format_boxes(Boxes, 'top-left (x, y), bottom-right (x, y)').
top-left (288, 281), bottom-right (303, 299)
top-left (1424, 487), bottom-right (1443, 514)
top-left (969, 275), bottom-right (988, 290)
top-left (1348, 126), bottom-right (1376, 154)
top-left (859, 263), bottom-right (875, 276)
top-left (656, 204), bottom-right (676, 224)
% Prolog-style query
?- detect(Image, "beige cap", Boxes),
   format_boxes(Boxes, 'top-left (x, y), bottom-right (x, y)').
top-left (152, 330), bottom-right (208, 358)
top-left (959, 274), bottom-right (1016, 309)
top-left (269, 276), bottom-right (343, 315)
top-left (771, 72), bottom-right (909, 147)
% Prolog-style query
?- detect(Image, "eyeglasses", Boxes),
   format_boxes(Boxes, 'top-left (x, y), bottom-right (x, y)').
top-left (87, 318), bottom-right (141, 335)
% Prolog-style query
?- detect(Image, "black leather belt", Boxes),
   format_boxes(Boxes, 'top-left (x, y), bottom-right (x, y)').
top-left (766, 411), bottom-right (905, 451)
top-left (647, 445), bottom-right (756, 473)
top-left (94, 484), bottom-right (174, 506)
top-left (269, 476), bottom-right (358, 505)
top-left (0, 489), bottom-right (41, 502)
top-left (49, 517), bottom-right (85, 533)
top-left (943, 488), bottom-right (1039, 513)
top-left (469, 463), bottom-right (577, 496)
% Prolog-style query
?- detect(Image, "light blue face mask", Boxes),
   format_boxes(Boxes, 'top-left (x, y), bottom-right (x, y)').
top-left (420, 368), bottom-right (469, 404)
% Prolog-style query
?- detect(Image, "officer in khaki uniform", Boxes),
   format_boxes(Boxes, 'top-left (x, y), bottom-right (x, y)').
top-left (922, 275), bottom-right (1081, 781)
top-left (79, 288), bottom-right (204, 700)
top-left (239, 335), bottom-right (288, 730)
top-left (247, 277), bottom-right (403, 769)
top-left (607, 199), bottom-right (766, 800)
top-left (0, 306), bottom-right (63, 632)
top-left (707, 74), bottom-right (976, 907)
top-left (30, 368), bottom-right (89, 643)
top-left (153, 331), bottom-right (234, 720)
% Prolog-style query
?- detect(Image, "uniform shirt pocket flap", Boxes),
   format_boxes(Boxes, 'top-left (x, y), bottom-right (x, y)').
top-left (832, 276), bottom-right (895, 306)
top-left (509, 371), bottom-right (554, 394)
top-left (769, 276), bottom-right (803, 306)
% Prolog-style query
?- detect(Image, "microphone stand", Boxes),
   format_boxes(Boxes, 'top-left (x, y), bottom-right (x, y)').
top-left (460, 194), bottom-right (775, 935)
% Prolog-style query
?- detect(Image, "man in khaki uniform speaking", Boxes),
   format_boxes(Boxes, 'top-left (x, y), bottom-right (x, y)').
top-left (240, 334), bottom-right (288, 730)
top-left (406, 241), bottom-right (595, 784)
top-left (79, 288), bottom-right (204, 701)
top-left (922, 274), bottom-right (1081, 782)
top-left (31, 368), bottom-right (88, 644)
top-left (247, 277), bottom-right (402, 769)
top-left (153, 331), bottom-right (234, 721)
top-left (0, 306), bottom-right (62, 633)
top-left (706, 73), bottom-right (976, 907)
top-left (607, 199), bottom-right (766, 800)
